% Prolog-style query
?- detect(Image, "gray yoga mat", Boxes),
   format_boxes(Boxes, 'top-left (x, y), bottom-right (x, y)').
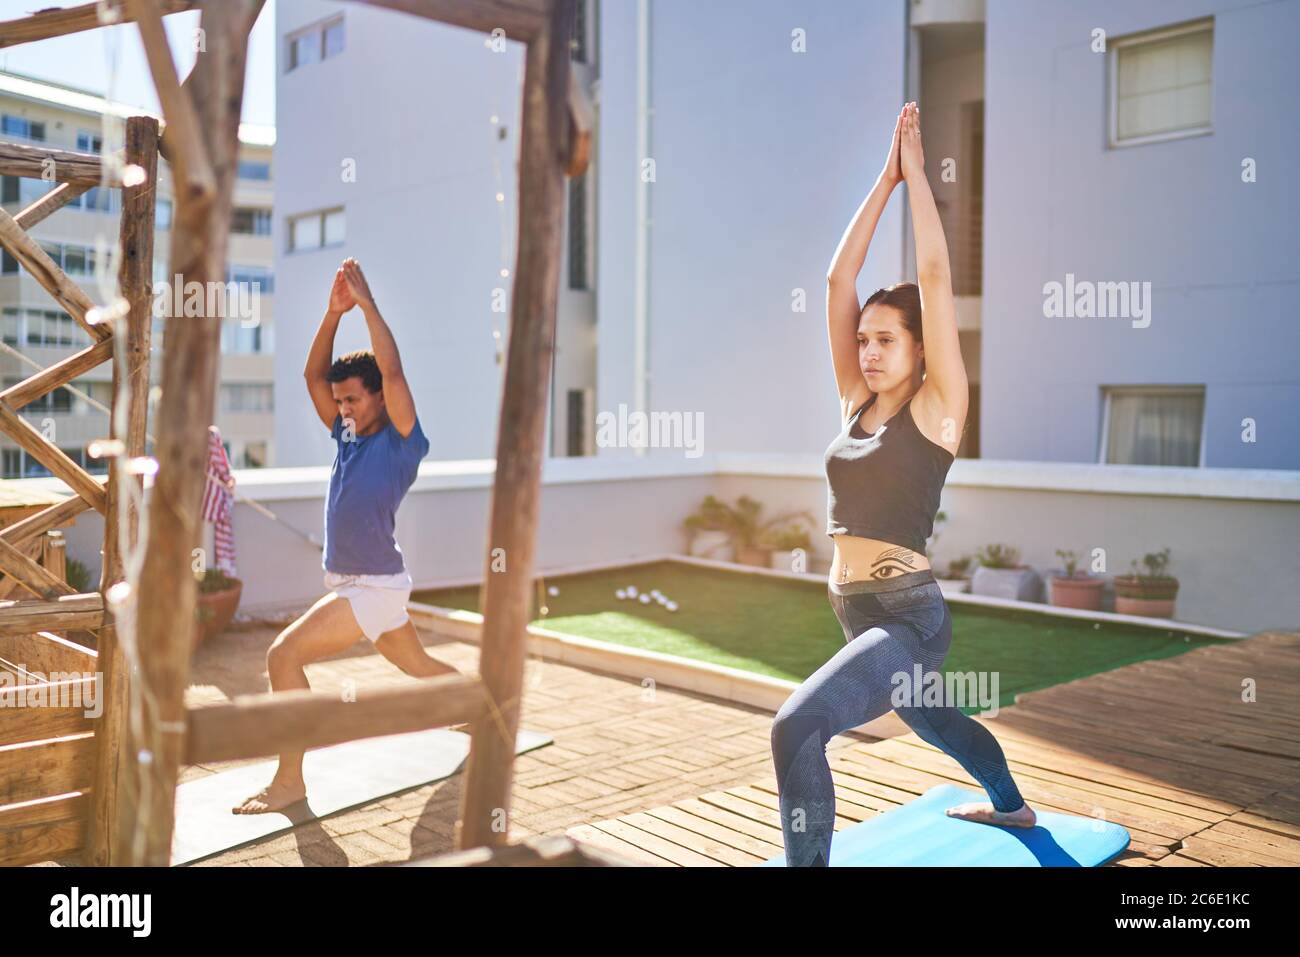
top-left (171, 727), bottom-right (552, 866)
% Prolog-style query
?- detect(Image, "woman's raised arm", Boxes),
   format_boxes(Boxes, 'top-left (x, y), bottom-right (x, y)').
top-left (826, 106), bottom-right (906, 409)
top-left (900, 101), bottom-right (967, 414)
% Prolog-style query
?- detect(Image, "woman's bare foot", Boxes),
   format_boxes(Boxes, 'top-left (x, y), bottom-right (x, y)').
top-left (945, 801), bottom-right (1036, 828)
top-left (232, 778), bottom-right (307, 814)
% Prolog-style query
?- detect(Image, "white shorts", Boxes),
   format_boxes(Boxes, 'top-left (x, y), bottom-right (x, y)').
top-left (324, 569), bottom-right (413, 642)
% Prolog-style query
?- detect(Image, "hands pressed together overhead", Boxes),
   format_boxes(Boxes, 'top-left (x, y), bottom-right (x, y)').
top-left (882, 101), bottom-right (925, 187)
top-left (327, 257), bottom-right (377, 314)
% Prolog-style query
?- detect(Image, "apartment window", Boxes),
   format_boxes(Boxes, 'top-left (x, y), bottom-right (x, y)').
top-left (77, 130), bottom-right (103, 153)
top-left (288, 208), bottom-right (345, 252)
top-left (568, 170), bottom-right (589, 290)
top-left (9, 306), bottom-right (82, 347)
top-left (1, 309), bottom-right (20, 344)
top-left (233, 206), bottom-right (272, 235)
top-left (221, 318), bottom-right (269, 355)
top-left (1, 449), bottom-right (20, 479)
top-left (287, 16), bottom-right (344, 73)
top-left (240, 441), bottom-right (268, 468)
top-left (1, 251), bottom-right (16, 274)
top-left (2, 115), bottom-right (45, 142)
top-left (2, 176), bottom-right (56, 206)
top-left (156, 198), bottom-right (173, 230)
top-left (1110, 19), bottom-right (1213, 147)
top-left (77, 186), bottom-right (117, 212)
top-left (228, 264), bottom-right (274, 295)
top-left (6, 376), bottom-right (73, 414)
top-left (220, 383), bottom-right (274, 413)
top-left (1101, 386), bottom-right (1205, 466)
top-left (237, 159), bottom-right (271, 181)
top-left (323, 19), bottom-right (345, 58)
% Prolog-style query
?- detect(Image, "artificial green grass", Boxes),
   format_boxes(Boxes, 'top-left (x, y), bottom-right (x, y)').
top-left (413, 559), bottom-right (1228, 712)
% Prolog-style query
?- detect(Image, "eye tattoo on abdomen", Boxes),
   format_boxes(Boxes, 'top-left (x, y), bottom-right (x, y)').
top-left (869, 547), bottom-right (917, 581)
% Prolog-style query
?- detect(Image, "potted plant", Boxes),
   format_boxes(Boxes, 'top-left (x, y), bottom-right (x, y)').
top-left (1048, 548), bottom-right (1104, 611)
top-left (969, 543), bottom-right (1043, 602)
top-left (683, 495), bottom-right (735, 561)
top-left (1114, 548), bottom-right (1179, 619)
top-left (727, 496), bottom-right (817, 568)
top-left (763, 523), bottom-right (813, 573)
top-left (936, 554), bottom-right (973, 593)
top-left (194, 567), bottom-right (243, 650)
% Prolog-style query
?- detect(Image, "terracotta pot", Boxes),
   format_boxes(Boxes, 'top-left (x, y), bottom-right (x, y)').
top-left (1049, 574), bottom-right (1104, 610)
top-left (735, 544), bottom-right (774, 567)
top-left (194, 580), bottom-right (242, 649)
top-left (1113, 575), bottom-right (1178, 618)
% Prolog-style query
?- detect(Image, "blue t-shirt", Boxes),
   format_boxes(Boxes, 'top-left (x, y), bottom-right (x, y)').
top-left (323, 412), bottom-right (430, 574)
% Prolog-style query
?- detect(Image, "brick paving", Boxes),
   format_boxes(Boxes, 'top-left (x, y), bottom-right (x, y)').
top-left (179, 616), bottom-right (866, 867)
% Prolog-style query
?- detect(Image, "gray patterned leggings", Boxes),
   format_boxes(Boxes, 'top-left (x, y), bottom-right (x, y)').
top-left (770, 568), bottom-right (1025, 866)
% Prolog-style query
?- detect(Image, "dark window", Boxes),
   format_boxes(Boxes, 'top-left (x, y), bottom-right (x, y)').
top-left (567, 171), bottom-right (588, 290)
top-left (566, 388), bottom-right (586, 456)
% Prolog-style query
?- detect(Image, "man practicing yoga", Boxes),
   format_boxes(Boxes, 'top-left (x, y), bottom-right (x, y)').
top-left (235, 258), bottom-right (457, 814)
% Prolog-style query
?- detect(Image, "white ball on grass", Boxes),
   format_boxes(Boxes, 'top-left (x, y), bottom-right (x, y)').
top-left (666, 601), bottom-right (678, 612)
top-left (627, 586), bottom-right (638, 597)
top-left (616, 589), bottom-right (627, 600)
top-left (548, 586), bottom-right (559, 596)
top-left (638, 594), bottom-right (651, 604)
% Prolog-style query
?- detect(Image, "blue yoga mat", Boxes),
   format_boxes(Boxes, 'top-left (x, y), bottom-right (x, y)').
top-left (761, 783), bottom-right (1130, 866)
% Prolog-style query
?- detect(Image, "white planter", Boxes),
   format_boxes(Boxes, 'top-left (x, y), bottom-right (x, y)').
top-left (971, 566), bottom-right (1043, 602)
top-left (689, 529), bottom-right (732, 561)
top-left (769, 549), bottom-right (813, 574)
top-left (936, 577), bottom-right (970, 594)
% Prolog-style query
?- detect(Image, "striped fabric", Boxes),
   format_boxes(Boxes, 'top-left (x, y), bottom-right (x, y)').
top-left (201, 425), bottom-right (237, 576)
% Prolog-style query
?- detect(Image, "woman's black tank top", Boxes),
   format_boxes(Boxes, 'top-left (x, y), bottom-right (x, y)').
top-left (823, 392), bottom-right (955, 554)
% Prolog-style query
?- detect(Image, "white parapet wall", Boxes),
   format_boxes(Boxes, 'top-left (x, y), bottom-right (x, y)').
top-left (13, 453), bottom-right (1298, 634)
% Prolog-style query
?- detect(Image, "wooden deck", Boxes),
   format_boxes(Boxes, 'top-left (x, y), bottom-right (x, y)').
top-left (566, 629), bottom-right (1300, 866)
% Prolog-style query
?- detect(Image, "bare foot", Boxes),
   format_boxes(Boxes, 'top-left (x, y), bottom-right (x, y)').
top-left (945, 801), bottom-right (1036, 828)
top-left (232, 779), bottom-right (307, 814)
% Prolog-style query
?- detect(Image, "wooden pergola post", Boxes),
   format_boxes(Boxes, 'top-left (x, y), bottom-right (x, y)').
top-left (455, 0), bottom-right (576, 851)
top-left (86, 113), bottom-right (159, 866)
top-left (120, 0), bottom-right (263, 866)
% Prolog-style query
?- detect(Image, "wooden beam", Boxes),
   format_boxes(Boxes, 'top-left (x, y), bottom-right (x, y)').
top-left (127, 0), bottom-right (215, 211)
top-left (14, 182), bottom-right (93, 231)
top-left (0, 535), bottom-right (74, 601)
top-left (0, 402), bottom-right (108, 514)
top-left (88, 114), bottom-right (158, 868)
top-left (185, 674), bottom-right (490, 764)
top-left (456, 0), bottom-right (575, 853)
top-left (0, 142), bottom-right (114, 187)
top-left (0, 338), bottom-right (114, 412)
top-left (124, 0), bottom-right (265, 867)
top-left (0, 0), bottom-right (196, 48)
top-left (0, 497), bottom-right (91, 549)
top-left (346, 0), bottom-right (547, 42)
top-left (0, 207), bottom-right (111, 341)
top-left (0, 594), bottom-right (103, 637)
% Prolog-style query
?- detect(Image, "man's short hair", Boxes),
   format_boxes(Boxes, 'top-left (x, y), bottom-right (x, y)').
top-left (327, 350), bottom-right (383, 393)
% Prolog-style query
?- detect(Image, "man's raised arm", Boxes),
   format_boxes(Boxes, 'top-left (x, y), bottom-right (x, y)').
top-left (303, 266), bottom-right (353, 429)
top-left (343, 259), bottom-right (417, 438)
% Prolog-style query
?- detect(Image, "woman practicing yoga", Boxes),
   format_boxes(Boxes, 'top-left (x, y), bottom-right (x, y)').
top-left (769, 102), bottom-right (1034, 865)
top-left (234, 258), bottom-right (457, 814)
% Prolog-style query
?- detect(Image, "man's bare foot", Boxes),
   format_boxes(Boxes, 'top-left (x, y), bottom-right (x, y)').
top-left (945, 801), bottom-right (1036, 828)
top-left (232, 779), bottom-right (307, 814)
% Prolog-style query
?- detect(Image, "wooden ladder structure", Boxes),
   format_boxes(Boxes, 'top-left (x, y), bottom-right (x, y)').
top-left (0, 0), bottom-right (613, 868)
